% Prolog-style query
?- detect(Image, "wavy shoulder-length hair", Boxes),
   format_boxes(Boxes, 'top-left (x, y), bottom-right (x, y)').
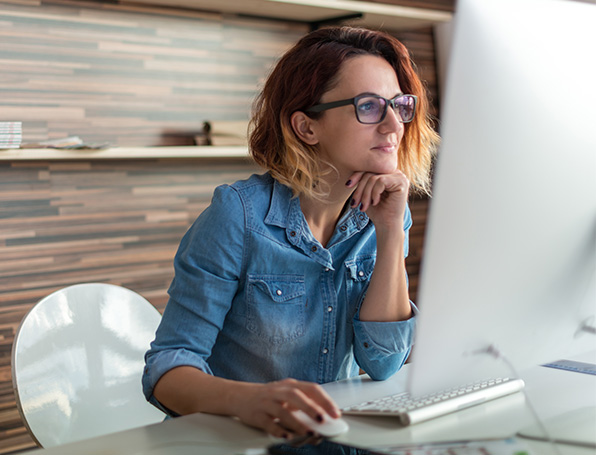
top-left (249, 26), bottom-right (439, 199)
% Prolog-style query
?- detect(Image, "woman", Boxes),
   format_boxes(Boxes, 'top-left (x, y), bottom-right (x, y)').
top-left (143, 26), bottom-right (439, 440)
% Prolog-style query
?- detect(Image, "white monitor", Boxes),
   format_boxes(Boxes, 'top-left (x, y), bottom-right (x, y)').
top-left (409, 0), bottom-right (596, 397)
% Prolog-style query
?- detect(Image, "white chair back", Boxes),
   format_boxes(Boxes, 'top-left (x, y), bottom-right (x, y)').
top-left (11, 283), bottom-right (164, 448)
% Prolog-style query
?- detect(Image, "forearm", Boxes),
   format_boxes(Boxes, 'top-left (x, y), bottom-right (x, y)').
top-left (152, 366), bottom-right (341, 439)
top-left (359, 228), bottom-right (412, 322)
top-left (153, 366), bottom-right (254, 417)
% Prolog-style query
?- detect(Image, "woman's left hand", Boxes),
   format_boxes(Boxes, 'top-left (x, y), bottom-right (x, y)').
top-left (346, 170), bottom-right (410, 232)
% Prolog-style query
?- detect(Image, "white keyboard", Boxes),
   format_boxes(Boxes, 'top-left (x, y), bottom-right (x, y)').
top-left (342, 377), bottom-right (525, 426)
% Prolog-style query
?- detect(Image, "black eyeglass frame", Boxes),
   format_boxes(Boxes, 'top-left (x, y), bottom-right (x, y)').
top-left (305, 94), bottom-right (418, 124)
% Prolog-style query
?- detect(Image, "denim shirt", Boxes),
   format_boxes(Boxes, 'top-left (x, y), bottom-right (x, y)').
top-left (143, 173), bottom-right (417, 414)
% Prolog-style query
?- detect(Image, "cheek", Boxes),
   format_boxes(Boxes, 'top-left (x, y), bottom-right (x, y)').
top-left (319, 118), bottom-right (362, 150)
top-left (397, 124), bottom-right (406, 142)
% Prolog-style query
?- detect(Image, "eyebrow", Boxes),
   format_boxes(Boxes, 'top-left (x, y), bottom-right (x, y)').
top-left (355, 92), bottom-right (404, 99)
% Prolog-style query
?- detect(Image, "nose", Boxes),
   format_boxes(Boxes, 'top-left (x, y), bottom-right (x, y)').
top-left (377, 105), bottom-right (403, 134)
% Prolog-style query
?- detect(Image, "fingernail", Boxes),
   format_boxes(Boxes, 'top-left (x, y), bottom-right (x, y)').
top-left (345, 179), bottom-right (352, 186)
top-left (282, 433), bottom-right (289, 440)
top-left (350, 198), bottom-right (356, 207)
top-left (316, 414), bottom-right (323, 423)
top-left (307, 431), bottom-right (315, 437)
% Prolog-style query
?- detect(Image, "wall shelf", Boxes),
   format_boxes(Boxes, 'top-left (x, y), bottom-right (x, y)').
top-left (0, 146), bottom-right (250, 161)
top-left (121, 0), bottom-right (452, 30)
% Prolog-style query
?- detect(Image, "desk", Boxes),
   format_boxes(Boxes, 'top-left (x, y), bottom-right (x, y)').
top-left (20, 352), bottom-right (596, 455)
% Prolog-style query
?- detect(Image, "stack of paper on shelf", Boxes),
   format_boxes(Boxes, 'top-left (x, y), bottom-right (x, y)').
top-left (0, 122), bottom-right (22, 149)
top-left (20, 136), bottom-right (109, 150)
top-left (202, 120), bottom-right (249, 146)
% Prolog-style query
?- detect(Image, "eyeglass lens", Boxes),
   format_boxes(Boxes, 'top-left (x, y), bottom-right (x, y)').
top-left (355, 95), bottom-right (416, 124)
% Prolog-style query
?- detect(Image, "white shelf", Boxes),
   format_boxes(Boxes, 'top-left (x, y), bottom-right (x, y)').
top-left (122, 0), bottom-right (452, 30)
top-left (0, 146), bottom-right (250, 160)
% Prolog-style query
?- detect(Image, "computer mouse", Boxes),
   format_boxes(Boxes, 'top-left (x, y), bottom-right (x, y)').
top-left (291, 409), bottom-right (349, 437)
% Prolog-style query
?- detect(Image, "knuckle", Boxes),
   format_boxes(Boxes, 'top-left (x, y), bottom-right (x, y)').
top-left (286, 388), bottom-right (303, 400)
top-left (267, 423), bottom-right (285, 438)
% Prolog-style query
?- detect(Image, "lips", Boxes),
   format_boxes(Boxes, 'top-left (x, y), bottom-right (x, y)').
top-left (372, 143), bottom-right (397, 153)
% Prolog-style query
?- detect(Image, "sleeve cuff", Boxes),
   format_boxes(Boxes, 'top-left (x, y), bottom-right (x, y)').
top-left (353, 301), bottom-right (418, 361)
top-left (142, 349), bottom-right (213, 416)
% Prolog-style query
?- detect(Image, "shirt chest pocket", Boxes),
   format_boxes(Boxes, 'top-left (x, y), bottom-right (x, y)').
top-left (246, 274), bottom-right (306, 344)
top-left (344, 255), bottom-right (376, 317)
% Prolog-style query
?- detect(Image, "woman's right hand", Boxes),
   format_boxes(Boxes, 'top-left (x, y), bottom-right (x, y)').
top-left (153, 367), bottom-right (340, 440)
top-left (233, 378), bottom-right (342, 439)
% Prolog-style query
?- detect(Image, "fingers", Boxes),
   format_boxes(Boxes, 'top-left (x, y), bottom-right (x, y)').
top-left (272, 379), bottom-right (340, 425)
top-left (246, 405), bottom-right (306, 440)
top-left (349, 172), bottom-right (409, 212)
top-left (345, 171), bottom-right (365, 188)
top-left (241, 379), bottom-right (341, 439)
top-left (279, 378), bottom-right (341, 419)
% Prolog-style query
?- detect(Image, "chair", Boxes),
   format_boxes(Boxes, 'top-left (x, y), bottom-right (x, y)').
top-left (11, 283), bottom-right (165, 448)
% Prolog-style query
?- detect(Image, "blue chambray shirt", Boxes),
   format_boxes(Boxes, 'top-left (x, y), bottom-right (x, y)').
top-left (143, 173), bottom-right (417, 414)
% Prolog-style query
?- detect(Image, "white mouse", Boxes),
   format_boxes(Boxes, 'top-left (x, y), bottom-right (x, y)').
top-left (291, 409), bottom-right (349, 438)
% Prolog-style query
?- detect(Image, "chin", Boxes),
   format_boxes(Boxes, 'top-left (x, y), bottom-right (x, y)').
top-left (368, 160), bottom-right (398, 175)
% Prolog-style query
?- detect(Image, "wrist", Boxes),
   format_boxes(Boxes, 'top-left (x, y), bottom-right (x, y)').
top-left (223, 380), bottom-right (260, 417)
top-left (374, 225), bottom-right (405, 245)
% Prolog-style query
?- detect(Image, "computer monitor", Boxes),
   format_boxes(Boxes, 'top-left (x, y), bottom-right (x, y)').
top-left (408, 0), bottom-right (596, 397)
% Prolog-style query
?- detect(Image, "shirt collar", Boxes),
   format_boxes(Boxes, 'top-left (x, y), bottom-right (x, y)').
top-left (264, 179), bottom-right (370, 233)
top-left (264, 179), bottom-right (296, 229)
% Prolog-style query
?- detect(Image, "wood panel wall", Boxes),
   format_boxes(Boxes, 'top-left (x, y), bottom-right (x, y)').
top-left (0, 0), bottom-right (438, 452)
top-left (0, 0), bottom-right (307, 146)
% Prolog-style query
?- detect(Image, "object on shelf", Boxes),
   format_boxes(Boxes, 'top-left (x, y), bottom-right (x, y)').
top-left (0, 122), bottom-right (22, 149)
top-left (202, 120), bottom-right (249, 146)
top-left (20, 136), bottom-right (110, 150)
top-left (193, 133), bottom-right (209, 146)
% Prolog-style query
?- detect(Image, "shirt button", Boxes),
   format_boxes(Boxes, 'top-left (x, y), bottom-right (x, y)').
top-left (363, 342), bottom-right (369, 349)
top-left (340, 225), bottom-right (347, 232)
top-left (276, 289), bottom-right (282, 296)
top-left (359, 214), bottom-right (366, 221)
top-left (311, 245), bottom-right (318, 252)
top-left (322, 348), bottom-right (329, 354)
top-left (358, 270), bottom-right (364, 277)
top-left (324, 267), bottom-right (329, 272)
top-left (290, 231), bottom-right (296, 237)
top-left (327, 306), bottom-right (333, 312)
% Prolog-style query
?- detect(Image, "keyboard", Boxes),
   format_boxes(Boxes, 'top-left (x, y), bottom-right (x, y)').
top-left (342, 377), bottom-right (525, 426)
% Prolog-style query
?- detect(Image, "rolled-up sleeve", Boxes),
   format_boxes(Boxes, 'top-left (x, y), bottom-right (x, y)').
top-left (142, 184), bottom-right (245, 413)
top-left (353, 302), bottom-right (418, 380)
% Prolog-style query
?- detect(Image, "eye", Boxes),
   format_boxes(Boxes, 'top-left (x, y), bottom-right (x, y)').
top-left (356, 98), bottom-right (381, 116)
top-left (395, 96), bottom-right (416, 122)
top-left (358, 102), bottom-right (376, 112)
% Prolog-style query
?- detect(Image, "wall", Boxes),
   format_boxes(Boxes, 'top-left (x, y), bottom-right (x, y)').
top-left (0, 1), bottom-right (440, 452)
top-left (0, 0), bottom-right (306, 146)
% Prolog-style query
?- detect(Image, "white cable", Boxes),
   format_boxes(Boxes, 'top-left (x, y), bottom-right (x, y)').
top-left (473, 344), bottom-right (563, 455)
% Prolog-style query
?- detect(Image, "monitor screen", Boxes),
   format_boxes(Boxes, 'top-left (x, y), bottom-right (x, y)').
top-left (408, 0), bottom-right (596, 396)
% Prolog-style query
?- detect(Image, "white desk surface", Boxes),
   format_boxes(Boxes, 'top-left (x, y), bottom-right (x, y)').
top-left (21, 351), bottom-right (596, 455)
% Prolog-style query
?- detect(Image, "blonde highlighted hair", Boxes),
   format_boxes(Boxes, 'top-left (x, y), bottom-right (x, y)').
top-left (249, 26), bottom-right (439, 199)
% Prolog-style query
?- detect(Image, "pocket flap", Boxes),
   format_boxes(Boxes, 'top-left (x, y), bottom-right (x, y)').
top-left (248, 275), bottom-right (305, 303)
top-left (345, 256), bottom-right (376, 281)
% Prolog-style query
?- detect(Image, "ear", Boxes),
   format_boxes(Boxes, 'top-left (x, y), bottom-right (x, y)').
top-left (290, 111), bottom-right (319, 146)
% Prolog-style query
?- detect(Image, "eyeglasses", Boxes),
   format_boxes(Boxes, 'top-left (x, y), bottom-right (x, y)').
top-left (305, 94), bottom-right (418, 124)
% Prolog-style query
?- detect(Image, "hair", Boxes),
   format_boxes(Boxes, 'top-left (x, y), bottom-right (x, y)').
top-left (249, 26), bottom-right (440, 199)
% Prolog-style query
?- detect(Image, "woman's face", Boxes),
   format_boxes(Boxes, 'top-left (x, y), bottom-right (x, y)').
top-left (311, 54), bottom-right (405, 178)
